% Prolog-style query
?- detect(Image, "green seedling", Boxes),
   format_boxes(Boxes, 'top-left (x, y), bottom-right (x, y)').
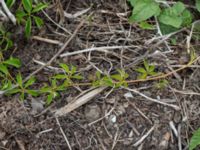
top-left (92, 71), bottom-right (114, 87)
top-left (189, 128), bottom-right (200, 150)
top-left (92, 69), bottom-right (128, 88)
top-left (111, 69), bottom-right (129, 87)
top-left (0, 57), bottom-right (21, 76)
top-left (6, 74), bottom-right (39, 100)
top-left (53, 63), bottom-right (83, 87)
top-left (16, 0), bottom-right (48, 37)
top-left (40, 79), bottom-right (65, 105)
top-left (154, 79), bottom-right (168, 89)
top-left (0, 27), bottom-right (13, 51)
top-left (135, 60), bottom-right (158, 79)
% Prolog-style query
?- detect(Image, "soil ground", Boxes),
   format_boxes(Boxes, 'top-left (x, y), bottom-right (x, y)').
top-left (0, 0), bottom-right (200, 150)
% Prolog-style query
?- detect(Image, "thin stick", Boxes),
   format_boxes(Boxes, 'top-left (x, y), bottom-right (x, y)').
top-left (32, 36), bottom-right (63, 46)
top-left (125, 87), bottom-right (180, 110)
top-left (55, 117), bottom-right (72, 150)
top-left (60, 45), bottom-right (135, 57)
top-left (133, 125), bottom-right (156, 147)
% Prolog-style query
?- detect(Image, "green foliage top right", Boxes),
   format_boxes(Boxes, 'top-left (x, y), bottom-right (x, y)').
top-left (129, 0), bottom-right (200, 34)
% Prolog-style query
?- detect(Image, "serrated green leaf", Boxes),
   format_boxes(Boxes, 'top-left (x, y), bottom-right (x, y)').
top-left (33, 16), bottom-right (43, 28)
top-left (3, 57), bottom-right (21, 68)
top-left (196, 0), bottom-right (200, 12)
top-left (189, 128), bottom-right (200, 150)
top-left (129, 0), bottom-right (160, 22)
top-left (32, 3), bottom-right (48, 13)
top-left (25, 17), bottom-right (32, 38)
top-left (22, 0), bottom-right (32, 13)
top-left (16, 10), bottom-right (27, 23)
top-left (0, 64), bottom-right (9, 75)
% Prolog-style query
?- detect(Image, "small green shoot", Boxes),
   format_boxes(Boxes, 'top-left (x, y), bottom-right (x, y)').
top-left (40, 79), bottom-right (65, 105)
top-left (16, 0), bottom-right (48, 37)
top-left (53, 63), bottom-right (83, 87)
top-left (0, 57), bottom-right (21, 76)
top-left (6, 74), bottom-right (39, 100)
top-left (0, 27), bottom-right (13, 51)
top-left (135, 60), bottom-right (158, 79)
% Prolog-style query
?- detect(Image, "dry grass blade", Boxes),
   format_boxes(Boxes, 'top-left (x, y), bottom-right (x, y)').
top-left (55, 87), bottom-right (106, 117)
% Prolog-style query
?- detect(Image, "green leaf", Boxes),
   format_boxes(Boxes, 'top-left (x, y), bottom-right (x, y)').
top-left (149, 65), bottom-right (155, 72)
top-left (25, 17), bottom-right (32, 38)
top-left (22, 0), bottom-right (32, 13)
top-left (196, 0), bottom-right (200, 12)
top-left (6, 0), bottom-right (15, 8)
top-left (59, 63), bottom-right (69, 73)
top-left (26, 90), bottom-right (39, 96)
top-left (111, 74), bottom-right (122, 81)
top-left (20, 92), bottom-right (25, 100)
top-left (16, 10), bottom-right (27, 23)
top-left (159, 14), bottom-right (182, 28)
top-left (53, 74), bottom-right (66, 79)
top-left (32, 3), bottom-right (48, 13)
top-left (143, 60), bottom-right (149, 71)
top-left (139, 21), bottom-right (155, 30)
top-left (6, 88), bottom-right (21, 94)
top-left (0, 64), bottom-right (9, 75)
top-left (3, 57), bottom-right (21, 68)
top-left (33, 16), bottom-right (43, 28)
top-left (189, 128), bottom-right (200, 150)
top-left (46, 93), bottom-right (53, 105)
top-left (25, 77), bottom-right (35, 88)
top-left (72, 74), bottom-right (83, 80)
top-left (181, 10), bottom-right (193, 27)
top-left (16, 73), bottom-right (23, 87)
top-left (135, 67), bottom-right (146, 73)
top-left (158, 2), bottom-right (186, 28)
top-left (129, 0), bottom-right (160, 22)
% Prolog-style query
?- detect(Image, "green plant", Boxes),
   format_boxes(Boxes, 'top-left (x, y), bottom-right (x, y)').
top-left (6, 74), bottom-right (39, 100)
top-left (129, 0), bottom-right (193, 34)
top-left (135, 60), bottom-right (158, 79)
top-left (189, 128), bottom-right (200, 150)
top-left (92, 69), bottom-right (129, 88)
top-left (53, 63), bottom-right (83, 87)
top-left (0, 56), bottom-right (21, 76)
top-left (154, 79), bottom-right (168, 89)
top-left (6, 0), bottom-right (15, 8)
top-left (40, 79), bottom-right (65, 105)
top-left (16, 0), bottom-right (48, 37)
top-left (0, 27), bottom-right (13, 51)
